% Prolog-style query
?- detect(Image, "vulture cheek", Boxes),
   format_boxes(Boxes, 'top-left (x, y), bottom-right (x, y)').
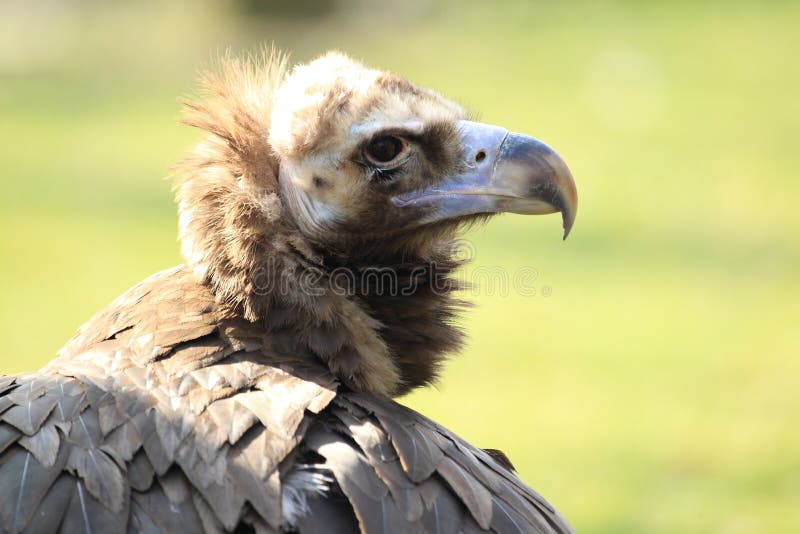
top-left (280, 166), bottom-right (348, 239)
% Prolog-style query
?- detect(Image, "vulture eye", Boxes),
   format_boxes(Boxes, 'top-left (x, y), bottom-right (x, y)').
top-left (363, 135), bottom-right (408, 168)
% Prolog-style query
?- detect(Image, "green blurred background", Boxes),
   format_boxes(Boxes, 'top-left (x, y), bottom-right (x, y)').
top-left (1, 1), bottom-right (798, 532)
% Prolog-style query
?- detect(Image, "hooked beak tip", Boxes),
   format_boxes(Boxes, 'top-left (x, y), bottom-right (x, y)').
top-left (563, 210), bottom-right (575, 240)
top-left (556, 171), bottom-right (578, 240)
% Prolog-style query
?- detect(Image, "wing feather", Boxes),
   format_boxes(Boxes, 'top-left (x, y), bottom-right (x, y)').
top-left (21, 474), bottom-right (73, 534)
top-left (0, 423), bottom-right (22, 456)
top-left (226, 429), bottom-right (283, 528)
top-left (59, 478), bottom-right (128, 534)
top-left (1, 393), bottom-right (60, 436)
top-left (325, 392), bottom-right (574, 533)
top-left (18, 423), bottom-right (60, 467)
top-left (0, 443), bottom-right (68, 532)
top-left (305, 426), bottom-right (412, 533)
top-left (129, 473), bottom-right (204, 533)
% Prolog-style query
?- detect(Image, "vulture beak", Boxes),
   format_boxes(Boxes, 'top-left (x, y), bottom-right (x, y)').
top-left (392, 120), bottom-right (578, 238)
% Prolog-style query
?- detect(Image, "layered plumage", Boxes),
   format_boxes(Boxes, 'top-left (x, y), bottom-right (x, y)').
top-left (0, 51), bottom-right (576, 533)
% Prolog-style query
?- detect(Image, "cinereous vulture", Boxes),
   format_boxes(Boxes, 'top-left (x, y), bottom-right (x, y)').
top-left (0, 51), bottom-right (578, 533)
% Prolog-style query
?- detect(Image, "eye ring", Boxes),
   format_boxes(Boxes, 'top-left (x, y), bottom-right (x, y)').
top-left (363, 135), bottom-right (409, 168)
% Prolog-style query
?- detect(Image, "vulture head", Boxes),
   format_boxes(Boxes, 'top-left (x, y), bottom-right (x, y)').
top-left (175, 51), bottom-right (577, 397)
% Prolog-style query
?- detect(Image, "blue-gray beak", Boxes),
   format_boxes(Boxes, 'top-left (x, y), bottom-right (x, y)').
top-left (392, 120), bottom-right (578, 239)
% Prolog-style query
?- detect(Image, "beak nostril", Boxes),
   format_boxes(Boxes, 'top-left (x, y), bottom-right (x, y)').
top-left (475, 150), bottom-right (486, 163)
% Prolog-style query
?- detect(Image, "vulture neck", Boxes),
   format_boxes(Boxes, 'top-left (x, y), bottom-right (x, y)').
top-left (251, 240), bottom-right (468, 397)
top-left (323, 246), bottom-right (467, 393)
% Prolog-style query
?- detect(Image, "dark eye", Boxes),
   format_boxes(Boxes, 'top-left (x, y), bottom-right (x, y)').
top-left (364, 135), bottom-right (408, 167)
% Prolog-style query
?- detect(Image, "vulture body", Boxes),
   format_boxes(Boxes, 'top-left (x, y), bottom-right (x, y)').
top-left (0, 51), bottom-right (577, 533)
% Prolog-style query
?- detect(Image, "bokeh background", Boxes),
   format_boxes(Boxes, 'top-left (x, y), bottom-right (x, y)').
top-left (1, 1), bottom-right (798, 532)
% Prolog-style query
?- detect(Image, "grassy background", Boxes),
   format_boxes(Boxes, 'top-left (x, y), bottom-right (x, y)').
top-left (1, 1), bottom-right (798, 531)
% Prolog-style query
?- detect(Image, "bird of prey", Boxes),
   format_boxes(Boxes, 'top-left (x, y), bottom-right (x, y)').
top-left (0, 51), bottom-right (578, 533)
